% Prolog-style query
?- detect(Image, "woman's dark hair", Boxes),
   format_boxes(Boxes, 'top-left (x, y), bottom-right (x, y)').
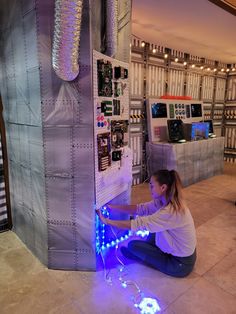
top-left (152, 169), bottom-right (186, 213)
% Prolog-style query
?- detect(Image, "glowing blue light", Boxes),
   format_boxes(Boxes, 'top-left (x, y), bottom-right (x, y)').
top-left (136, 230), bottom-right (150, 238)
top-left (134, 297), bottom-right (161, 314)
top-left (96, 204), bottom-right (131, 253)
top-left (122, 282), bottom-right (127, 288)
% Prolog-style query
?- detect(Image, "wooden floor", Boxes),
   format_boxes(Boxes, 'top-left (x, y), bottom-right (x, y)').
top-left (0, 163), bottom-right (236, 313)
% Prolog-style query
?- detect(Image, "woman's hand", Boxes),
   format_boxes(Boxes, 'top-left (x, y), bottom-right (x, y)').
top-left (96, 209), bottom-right (109, 225)
top-left (96, 209), bottom-right (132, 230)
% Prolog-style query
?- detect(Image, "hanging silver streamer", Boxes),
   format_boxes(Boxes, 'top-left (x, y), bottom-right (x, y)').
top-left (106, 0), bottom-right (118, 57)
top-left (52, 0), bottom-right (83, 81)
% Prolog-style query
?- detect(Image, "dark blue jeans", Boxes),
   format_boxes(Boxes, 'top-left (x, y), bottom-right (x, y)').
top-left (128, 233), bottom-right (196, 278)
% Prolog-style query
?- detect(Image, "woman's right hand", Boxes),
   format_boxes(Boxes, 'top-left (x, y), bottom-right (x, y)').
top-left (96, 209), bottom-right (109, 225)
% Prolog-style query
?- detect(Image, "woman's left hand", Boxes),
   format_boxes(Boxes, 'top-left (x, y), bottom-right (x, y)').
top-left (96, 209), bottom-right (109, 225)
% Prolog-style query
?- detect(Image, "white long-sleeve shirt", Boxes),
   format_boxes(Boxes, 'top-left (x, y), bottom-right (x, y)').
top-left (131, 199), bottom-right (197, 257)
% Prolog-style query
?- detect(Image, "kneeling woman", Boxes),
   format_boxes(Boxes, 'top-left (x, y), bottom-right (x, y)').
top-left (97, 169), bottom-right (197, 278)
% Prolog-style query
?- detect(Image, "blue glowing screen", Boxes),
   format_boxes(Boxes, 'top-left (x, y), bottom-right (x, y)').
top-left (191, 122), bottom-right (209, 141)
top-left (151, 103), bottom-right (167, 118)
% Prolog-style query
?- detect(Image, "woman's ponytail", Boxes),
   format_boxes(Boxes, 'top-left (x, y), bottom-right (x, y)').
top-left (152, 169), bottom-right (187, 213)
top-left (169, 170), bottom-right (186, 213)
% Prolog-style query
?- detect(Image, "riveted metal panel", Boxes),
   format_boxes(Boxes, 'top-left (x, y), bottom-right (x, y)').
top-left (27, 68), bottom-right (42, 126)
top-left (46, 176), bottom-right (73, 222)
top-left (44, 127), bottom-right (73, 174)
top-left (28, 125), bottom-right (44, 174)
top-left (0, 0), bottom-right (48, 266)
top-left (31, 171), bottom-right (46, 219)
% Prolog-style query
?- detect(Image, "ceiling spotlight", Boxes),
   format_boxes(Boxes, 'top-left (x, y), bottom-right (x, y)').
top-left (191, 64), bottom-right (195, 68)
top-left (141, 41), bottom-right (145, 47)
top-left (232, 68), bottom-right (236, 71)
top-left (183, 61), bottom-right (187, 66)
top-left (200, 66), bottom-right (204, 70)
top-left (226, 68), bottom-right (230, 72)
top-left (175, 58), bottom-right (179, 62)
top-left (213, 68), bottom-right (217, 72)
top-left (152, 48), bottom-right (156, 53)
top-left (221, 68), bottom-right (224, 72)
top-left (207, 68), bottom-right (210, 71)
top-left (164, 53), bottom-right (168, 59)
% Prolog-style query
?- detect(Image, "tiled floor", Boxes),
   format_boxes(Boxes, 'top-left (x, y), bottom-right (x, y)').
top-left (0, 163), bottom-right (236, 313)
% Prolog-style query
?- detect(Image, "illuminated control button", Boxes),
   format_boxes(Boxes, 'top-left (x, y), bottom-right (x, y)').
top-left (101, 116), bottom-right (104, 121)
top-left (97, 116), bottom-right (100, 121)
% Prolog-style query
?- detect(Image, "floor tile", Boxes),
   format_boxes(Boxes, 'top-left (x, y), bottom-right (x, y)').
top-left (164, 277), bottom-right (236, 314)
top-left (203, 249), bottom-right (236, 296)
top-left (122, 263), bottom-right (200, 311)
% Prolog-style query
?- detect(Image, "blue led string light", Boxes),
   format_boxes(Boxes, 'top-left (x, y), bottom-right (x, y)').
top-left (134, 297), bottom-right (161, 314)
top-left (107, 221), bottom-right (161, 313)
top-left (96, 205), bottom-right (161, 313)
top-left (136, 230), bottom-right (150, 238)
top-left (96, 205), bottom-right (131, 252)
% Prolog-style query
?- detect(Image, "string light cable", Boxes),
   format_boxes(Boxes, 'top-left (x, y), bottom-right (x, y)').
top-left (99, 247), bottom-right (113, 285)
top-left (98, 207), bottom-right (161, 313)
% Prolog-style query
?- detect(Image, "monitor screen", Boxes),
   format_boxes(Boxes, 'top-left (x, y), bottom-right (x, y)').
top-left (167, 119), bottom-right (184, 142)
top-left (191, 122), bottom-right (209, 141)
top-left (191, 103), bottom-right (202, 117)
top-left (204, 120), bottom-right (214, 134)
top-left (151, 103), bottom-right (167, 118)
